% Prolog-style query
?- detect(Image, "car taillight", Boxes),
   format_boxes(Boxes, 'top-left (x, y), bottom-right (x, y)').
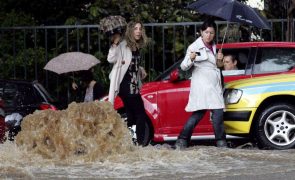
top-left (39, 103), bottom-right (57, 110)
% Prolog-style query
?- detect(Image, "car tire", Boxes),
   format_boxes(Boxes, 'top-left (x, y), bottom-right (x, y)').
top-left (141, 120), bottom-right (152, 146)
top-left (254, 103), bottom-right (295, 150)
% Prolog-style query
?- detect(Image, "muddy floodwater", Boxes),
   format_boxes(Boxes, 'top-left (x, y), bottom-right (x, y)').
top-left (1, 102), bottom-right (295, 179)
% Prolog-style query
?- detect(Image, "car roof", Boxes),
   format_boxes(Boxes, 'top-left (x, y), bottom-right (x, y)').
top-left (217, 42), bottom-right (295, 49)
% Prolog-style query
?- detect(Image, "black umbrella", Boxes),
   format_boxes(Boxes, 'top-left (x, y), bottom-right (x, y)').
top-left (188, 0), bottom-right (271, 48)
top-left (188, 0), bottom-right (270, 29)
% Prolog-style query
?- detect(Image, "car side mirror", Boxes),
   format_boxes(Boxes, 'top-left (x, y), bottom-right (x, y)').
top-left (169, 69), bottom-right (179, 82)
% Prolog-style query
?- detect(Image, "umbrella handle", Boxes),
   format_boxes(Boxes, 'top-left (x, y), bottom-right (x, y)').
top-left (220, 22), bottom-right (229, 52)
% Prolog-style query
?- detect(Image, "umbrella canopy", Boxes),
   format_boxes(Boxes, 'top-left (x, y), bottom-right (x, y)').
top-left (187, 0), bottom-right (271, 30)
top-left (99, 15), bottom-right (127, 36)
top-left (44, 52), bottom-right (100, 74)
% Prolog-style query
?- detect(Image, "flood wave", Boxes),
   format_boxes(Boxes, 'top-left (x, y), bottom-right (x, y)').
top-left (15, 101), bottom-right (134, 161)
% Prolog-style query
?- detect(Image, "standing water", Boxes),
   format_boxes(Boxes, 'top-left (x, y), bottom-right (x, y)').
top-left (1, 102), bottom-right (295, 179)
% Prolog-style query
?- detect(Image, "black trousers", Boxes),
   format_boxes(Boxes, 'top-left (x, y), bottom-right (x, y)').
top-left (178, 109), bottom-right (226, 142)
top-left (119, 94), bottom-right (147, 145)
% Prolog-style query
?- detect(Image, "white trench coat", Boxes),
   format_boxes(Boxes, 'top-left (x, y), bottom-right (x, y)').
top-left (107, 40), bottom-right (143, 104)
top-left (180, 37), bottom-right (224, 112)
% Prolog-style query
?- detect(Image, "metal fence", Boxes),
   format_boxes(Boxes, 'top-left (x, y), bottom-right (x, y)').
top-left (0, 19), bottom-right (293, 103)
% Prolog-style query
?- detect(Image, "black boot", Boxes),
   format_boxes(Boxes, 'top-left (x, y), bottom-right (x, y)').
top-left (174, 138), bottom-right (188, 150)
top-left (216, 140), bottom-right (227, 148)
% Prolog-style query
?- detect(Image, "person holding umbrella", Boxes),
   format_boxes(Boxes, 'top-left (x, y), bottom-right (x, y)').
top-left (72, 70), bottom-right (106, 102)
top-left (187, 0), bottom-right (271, 49)
top-left (174, 19), bottom-right (227, 149)
top-left (80, 70), bottom-right (106, 102)
top-left (107, 19), bottom-right (149, 146)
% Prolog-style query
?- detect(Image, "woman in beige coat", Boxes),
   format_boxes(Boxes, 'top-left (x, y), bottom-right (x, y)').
top-left (174, 19), bottom-right (227, 149)
top-left (107, 20), bottom-right (148, 146)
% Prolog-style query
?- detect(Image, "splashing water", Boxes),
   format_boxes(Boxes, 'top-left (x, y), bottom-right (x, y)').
top-left (15, 101), bottom-right (134, 161)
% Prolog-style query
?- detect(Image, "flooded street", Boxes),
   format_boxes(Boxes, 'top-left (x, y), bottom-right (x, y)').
top-left (1, 142), bottom-right (295, 179)
top-left (1, 102), bottom-right (295, 179)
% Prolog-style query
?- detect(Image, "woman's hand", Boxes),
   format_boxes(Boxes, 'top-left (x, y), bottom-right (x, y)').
top-left (217, 49), bottom-right (224, 60)
top-left (190, 52), bottom-right (197, 62)
top-left (72, 82), bottom-right (78, 90)
top-left (216, 49), bottom-right (224, 68)
top-left (111, 33), bottom-right (121, 46)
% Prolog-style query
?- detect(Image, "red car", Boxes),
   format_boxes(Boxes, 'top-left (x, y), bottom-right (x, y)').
top-left (110, 42), bottom-right (295, 144)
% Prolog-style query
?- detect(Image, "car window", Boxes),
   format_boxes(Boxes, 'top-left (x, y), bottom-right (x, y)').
top-left (155, 60), bottom-right (182, 81)
top-left (18, 84), bottom-right (41, 105)
top-left (178, 65), bottom-right (193, 80)
top-left (156, 47), bottom-right (251, 81)
top-left (219, 48), bottom-right (250, 76)
top-left (155, 60), bottom-right (193, 81)
top-left (2, 83), bottom-right (18, 108)
top-left (254, 47), bottom-right (295, 74)
top-left (34, 83), bottom-right (56, 103)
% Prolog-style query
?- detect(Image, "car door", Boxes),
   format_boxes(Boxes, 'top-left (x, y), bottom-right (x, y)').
top-left (156, 71), bottom-right (191, 136)
top-left (156, 65), bottom-right (216, 137)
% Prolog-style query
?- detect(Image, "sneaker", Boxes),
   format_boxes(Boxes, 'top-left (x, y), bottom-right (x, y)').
top-left (132, 137), bottom-right (138, 145)
top-left (128, 125), bottom-right (136, 138)
top-left (128, 125), bottom-right (137, 145)
top-left (216, 140), bottom-right (228, 148)
top-left (174, 139), bottom-right (188, 150)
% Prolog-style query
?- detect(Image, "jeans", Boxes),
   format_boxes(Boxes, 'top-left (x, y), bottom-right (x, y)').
top-left (178, 109), bottom-right (226, 143)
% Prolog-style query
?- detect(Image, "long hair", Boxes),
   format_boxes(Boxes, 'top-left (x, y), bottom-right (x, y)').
top-left (125, 20), bottom-right (148, 49)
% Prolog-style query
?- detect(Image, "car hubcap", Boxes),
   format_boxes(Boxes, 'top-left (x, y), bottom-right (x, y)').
top-left (264, 110), bottom-right (295, 146)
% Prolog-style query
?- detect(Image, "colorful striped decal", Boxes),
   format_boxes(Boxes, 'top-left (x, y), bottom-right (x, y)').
top-left (241, 81), bottom-right (295, 95)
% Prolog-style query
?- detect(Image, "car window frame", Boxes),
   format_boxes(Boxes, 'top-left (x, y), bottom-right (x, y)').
top-left (34, 82), bottom-right (56, 103)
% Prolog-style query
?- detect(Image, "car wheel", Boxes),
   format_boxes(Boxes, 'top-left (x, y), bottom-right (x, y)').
top-left (254, 103), bottom-right (295, 150)
top-left (141, 120), bottom-right (152, 146)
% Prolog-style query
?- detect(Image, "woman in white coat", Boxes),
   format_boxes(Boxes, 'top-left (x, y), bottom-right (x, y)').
top-left (174, 19), bottom-right (227, 149)
top-left (107, 20), bottom-right (148, 146)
